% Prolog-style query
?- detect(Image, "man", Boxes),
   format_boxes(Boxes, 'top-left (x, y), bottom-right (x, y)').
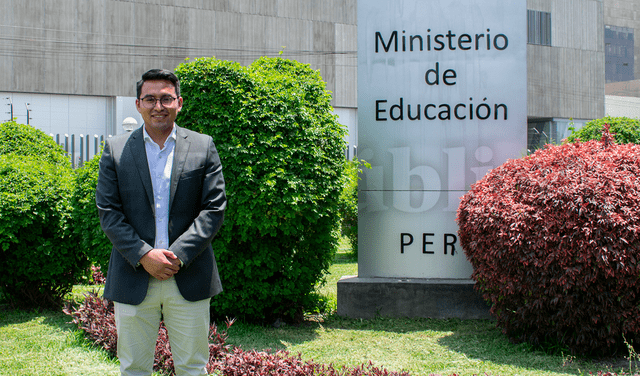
top-left (96, 69), bottom-right (226, 376)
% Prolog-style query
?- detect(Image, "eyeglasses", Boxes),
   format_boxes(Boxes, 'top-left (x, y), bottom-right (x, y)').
top-left (140, 96), bottom-right (177, 108)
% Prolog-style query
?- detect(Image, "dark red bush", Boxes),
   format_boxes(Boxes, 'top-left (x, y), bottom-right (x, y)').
top-left (457, 126), bottom-right (640, 355)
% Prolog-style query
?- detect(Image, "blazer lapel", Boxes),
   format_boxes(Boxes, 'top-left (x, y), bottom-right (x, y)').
top-left (170, 126), bottom-right (191, 212)
top-left (129, 127), bottom-right (155, 215)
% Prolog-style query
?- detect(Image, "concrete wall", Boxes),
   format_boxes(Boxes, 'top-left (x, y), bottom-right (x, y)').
top-left (604, 0), bottom-right (640, 82)
top-left (527, 0), bottom-right (605, 120)
top-left (0, 0), bottom-right (357, 108)
top-left (606, 95), bottom-right (640, 118)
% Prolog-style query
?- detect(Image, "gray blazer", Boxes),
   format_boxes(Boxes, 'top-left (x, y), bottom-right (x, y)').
top-left (96, 125), bottom-right (226, 305)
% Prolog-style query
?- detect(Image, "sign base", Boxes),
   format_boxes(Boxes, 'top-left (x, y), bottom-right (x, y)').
top-left (337, 276), bottom-right (491, 320)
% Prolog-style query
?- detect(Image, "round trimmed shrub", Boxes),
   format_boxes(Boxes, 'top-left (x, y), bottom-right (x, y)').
top-left (457, 128), bottom-right (640, 355)
top-left (0, 153), bottom-right (86, 309)
top-left (565, 116), bottom-right (640, 144)
top-left (0, 121), bottom-right (87, 309)
top-left (0, 120), bottom-right (71, 167)
top-left (175, 57), bottom-right (346, 322)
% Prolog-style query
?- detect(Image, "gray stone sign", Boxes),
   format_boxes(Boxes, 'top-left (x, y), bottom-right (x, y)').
top-left (339, 0), bottom-right (527, 319)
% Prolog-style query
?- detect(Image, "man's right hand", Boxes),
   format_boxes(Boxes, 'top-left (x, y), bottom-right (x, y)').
top-left (139, 248), bottom-right (181, 280)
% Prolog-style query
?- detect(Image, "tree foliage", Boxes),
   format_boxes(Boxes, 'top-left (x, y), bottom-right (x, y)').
top-left (175, 57), bottom-right (347, 322)
top-left (457, 125), bottom-right (640, 355)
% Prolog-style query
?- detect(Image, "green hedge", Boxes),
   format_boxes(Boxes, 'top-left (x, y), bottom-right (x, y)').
top-left (565, 116), bottom-right (640, 144)
top-left (176, 57), bottom-right (347, 322)
top-left (72, 151), bottom-right (111, 276)
top-left (0, 121), bottom-right (87, 309)
top-left (338, 158), bottom-right (369, 258)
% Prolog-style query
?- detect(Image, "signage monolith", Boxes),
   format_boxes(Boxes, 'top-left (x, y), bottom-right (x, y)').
top-left (339, 0), bottom-right (527, 319)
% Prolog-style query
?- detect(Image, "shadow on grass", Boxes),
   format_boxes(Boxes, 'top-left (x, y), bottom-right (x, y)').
top-left (223, 316), bottom-right (486, 355)
top-left (223, 318), bottom-right (324, 352)
top-left (437, 325), bottom-right (632, 375)
top-left (0, 305), bottom-right (93, 353)
top-left (314, 315), bottom-right (605, 375)
top-left (433, 319), bottom-right (621, 375)
top-left (0, 283), bottom-right (104, 327)
top-left (333, 252), bottom-right (357, 265)
top-left (0, 306), bottom-right (72, 328)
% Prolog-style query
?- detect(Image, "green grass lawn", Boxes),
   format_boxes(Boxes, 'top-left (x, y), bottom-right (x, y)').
top-left (0, 306), bottom-right (120, 376)
top-left (0, 249), bottom-right (635, 376)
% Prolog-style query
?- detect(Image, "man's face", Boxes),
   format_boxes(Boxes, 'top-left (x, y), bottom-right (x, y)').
top-left (136, 79), bottom-right (183, 134)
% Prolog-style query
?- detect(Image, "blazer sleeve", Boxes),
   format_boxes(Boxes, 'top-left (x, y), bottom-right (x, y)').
top-left (96, 137), bottom-right (154, 267)
top-left (169, 136), bottom-right (227, 267)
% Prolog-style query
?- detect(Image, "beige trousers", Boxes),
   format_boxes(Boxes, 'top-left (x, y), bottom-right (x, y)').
top-left (114, 276), bottom-right (211, 376)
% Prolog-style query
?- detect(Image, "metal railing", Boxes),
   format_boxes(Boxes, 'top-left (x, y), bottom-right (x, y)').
top-left (51, 133), bottom-right (111, 168)
top-left (52, 133), bottom-right (358, 168)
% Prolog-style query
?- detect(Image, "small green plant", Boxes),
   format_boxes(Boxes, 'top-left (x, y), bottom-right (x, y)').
top-left (0, 120), bottom-right (70, 167)
top-left (625, 335), bottom-right (640, 375)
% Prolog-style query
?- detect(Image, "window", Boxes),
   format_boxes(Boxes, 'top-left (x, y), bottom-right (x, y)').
top-left (527, 10), bottom-right (551, 46)
top-left (605, 25), bottom-right (634, 83)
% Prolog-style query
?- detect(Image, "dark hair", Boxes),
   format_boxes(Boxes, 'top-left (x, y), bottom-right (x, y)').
top-left (136, 69), bottom-right (180, 99)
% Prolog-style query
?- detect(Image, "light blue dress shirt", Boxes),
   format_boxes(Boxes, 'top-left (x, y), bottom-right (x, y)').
top-left (143, 125), bottom-right (176, 252)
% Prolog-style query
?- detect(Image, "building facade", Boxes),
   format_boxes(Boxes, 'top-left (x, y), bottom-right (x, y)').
top-left (604, 0), bottom-right (639, 84)
top-left (526, 0), bottom-right (605, 150)
top-left (0, 0), bottom-right (636, 160)
top-left (603, 0), bottom-right (640, 118)
top-left (0, 0), bottom-right (358, 162)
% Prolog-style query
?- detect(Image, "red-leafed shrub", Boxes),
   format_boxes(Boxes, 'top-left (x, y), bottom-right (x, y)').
top-left (457, 126), bottom-right (640, 355)
top-left (64, 292), bottom-right (233, 375)
top-left (63, 291), bottom-right (117, 356)
top-left (90, 265), bottom-right (106, 285)
top-left (65, 293), bottom-right (415, 375)
top-left (208, 350), bottom-right (412, 376)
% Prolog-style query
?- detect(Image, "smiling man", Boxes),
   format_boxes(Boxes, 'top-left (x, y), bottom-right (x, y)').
top-left (96, 69), bottom-right (227, 376)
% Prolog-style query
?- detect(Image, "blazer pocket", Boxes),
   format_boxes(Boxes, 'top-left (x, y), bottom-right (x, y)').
top-left (180, 166), bottom-right (205, 180)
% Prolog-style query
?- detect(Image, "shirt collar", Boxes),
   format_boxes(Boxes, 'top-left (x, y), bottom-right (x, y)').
top-left (143, 124), bottom-right (177, 146)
